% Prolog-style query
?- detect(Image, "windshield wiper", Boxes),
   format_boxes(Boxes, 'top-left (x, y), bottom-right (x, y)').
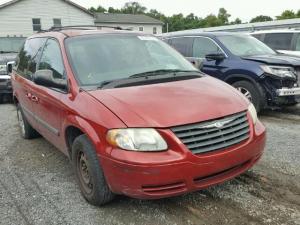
top-left (129, 69), bottom-right (201, 78)
top-left (96, 70), bottom-right (202, 89)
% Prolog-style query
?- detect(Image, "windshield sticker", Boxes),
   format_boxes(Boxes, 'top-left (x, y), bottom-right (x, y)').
top-left (138, 36), bottom-right (159, 41)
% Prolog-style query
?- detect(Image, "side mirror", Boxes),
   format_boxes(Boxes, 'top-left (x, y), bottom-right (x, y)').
top-left (205, 53), bottom-right (225, 61)
top-left (186, 57), bottom-right (204, 70)
top-left (34, 69), bottom-right (67, 90)
top-left (6, 61), bottom-right (16, 74)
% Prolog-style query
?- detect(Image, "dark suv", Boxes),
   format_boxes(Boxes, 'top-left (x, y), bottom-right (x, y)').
top-left (162, 32), bottom-right (300, 112)
top-left (11, 27), bottom-right (265, 206)
top-left (0, 37), bottom-right (25, 103)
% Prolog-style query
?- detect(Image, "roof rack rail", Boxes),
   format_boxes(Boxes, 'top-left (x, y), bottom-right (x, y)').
top-left (38, 25), bottom-right (131, 33)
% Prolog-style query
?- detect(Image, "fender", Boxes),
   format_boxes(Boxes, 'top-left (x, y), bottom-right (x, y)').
top-left (224, 74), bottom-right (267, 109)
top-left (224, 73), bottom-right (260, 84)
top-left (62, 114), bottom-right (110, 158)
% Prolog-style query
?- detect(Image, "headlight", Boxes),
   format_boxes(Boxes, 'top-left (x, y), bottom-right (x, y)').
top-left (106, 128), bottom-right (168, 152)
top-left (0, 64), bottom-right (7, 73)
top-left (248, 103), bottom-right (258, 125)
top-left (260, 65), bottom-right (296, 79)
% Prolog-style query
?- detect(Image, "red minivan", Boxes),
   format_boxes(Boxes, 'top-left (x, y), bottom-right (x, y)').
top-left (10, 27), bottom-right (266, 206)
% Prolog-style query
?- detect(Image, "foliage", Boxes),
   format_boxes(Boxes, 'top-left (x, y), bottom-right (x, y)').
top-left (276, 10), bottom-right (297, 20)
top-left (88, 2), bottom-right (300, 32)
top-left (250, 15), bottom-right (273, 23)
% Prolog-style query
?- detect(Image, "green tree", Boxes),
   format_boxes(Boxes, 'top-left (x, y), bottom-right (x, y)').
top-left (89, 6), bottom-right (107, 13)
top-left (230, 18), bottom-right (242, 25)
top-left (204, 14), bottom-right (223, 27)
top-left (121, 2), bottom-right (147, 14)
top-left (250, 15), bottom-right (273, 23)
top-left (107, 7), bottom-right (121, 13)
top-left (218, 8), bottom-right (231, 24)
top-left (276, 10), bottom-right (296, 20)
top-left (297, 9), bottom-right (300, 17)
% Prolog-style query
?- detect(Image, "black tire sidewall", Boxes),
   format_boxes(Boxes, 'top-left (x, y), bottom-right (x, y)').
top-left (232, 81), bottom-right (263, 112)
top-left (72, 134), bottom-right (114, 206)
top-left (16, 103), bottom-right (38, 139)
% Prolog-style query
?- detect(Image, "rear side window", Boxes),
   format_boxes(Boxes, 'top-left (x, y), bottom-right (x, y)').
top-left (193, 37), bottom-right (223, 58)
top-left (38, 39), bottom-right (65, 80)
top-left (264, 33), bottom-right (293, 50)
top-left (168, 37), bottom-right (193, 57)
top-left (17, 38), bottom-right (46, 80)
top-left (252, 34), bottom-right (263, 41)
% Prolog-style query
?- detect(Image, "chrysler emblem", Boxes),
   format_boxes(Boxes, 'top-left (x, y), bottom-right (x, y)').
top-left (197, 118), bottom-right (235, 129)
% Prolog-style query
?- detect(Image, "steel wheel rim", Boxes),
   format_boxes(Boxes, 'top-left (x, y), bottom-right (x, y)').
top-left (77, 151), bottom-right (93, 194)
top-left (17, 109), bottom-right (25, 136)
top-left (236, 87), bottom-right (253, 102)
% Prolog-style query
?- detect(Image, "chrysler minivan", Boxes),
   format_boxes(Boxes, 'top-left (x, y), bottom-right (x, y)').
top-left (11, 27), bottom-right (266, 205)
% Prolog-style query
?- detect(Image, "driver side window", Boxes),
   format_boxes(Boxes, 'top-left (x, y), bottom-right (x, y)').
top-left (193, 37), bottom-right (222, 58)
top-left (38, 38), bottom-right (65, 80)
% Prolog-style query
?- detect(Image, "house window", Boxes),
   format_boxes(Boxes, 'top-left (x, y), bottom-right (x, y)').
top-left (153, 27), bottom-right (157, 34)
top-left (53, 18), bottom-right (62, 27)
top-left (139, 27), bottom-right (144, 32)
top-left (32, 18), bottom-right (41, 31)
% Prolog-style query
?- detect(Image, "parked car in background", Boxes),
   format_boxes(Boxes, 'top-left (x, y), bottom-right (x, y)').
top-left (11, 27), bottom-right (265, 206)
top-left (0, 37), bottom-right (25, 103)
top-left (251, 30), bottom-right (300, 57)
top-left (162, 32), bottom-right (300, 112)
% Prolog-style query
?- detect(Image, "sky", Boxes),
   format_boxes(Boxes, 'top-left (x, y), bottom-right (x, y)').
top-left (0, 0), bottom-right (299, 22)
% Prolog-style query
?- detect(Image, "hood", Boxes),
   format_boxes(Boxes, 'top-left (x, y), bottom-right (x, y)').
top-left (87, 77), bottom-right (249, 128)
top-left (0, 53), bottom-right (17, 65)
top-left (242, 54), bottom-right (300, 67)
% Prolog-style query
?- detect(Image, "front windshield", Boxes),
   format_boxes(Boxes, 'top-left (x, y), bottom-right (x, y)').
top-left (0, 37), bottom-right (25, 53)
top-left (218, 35), bottom-right (276, 56)
top-left (66, 34), bottom-right (197, 86)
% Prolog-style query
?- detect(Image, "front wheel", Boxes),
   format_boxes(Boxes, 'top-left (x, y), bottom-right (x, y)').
top-left (232, 80), bottom-right (264, 113)
top-left (72, 134), bottom-right (115, 206)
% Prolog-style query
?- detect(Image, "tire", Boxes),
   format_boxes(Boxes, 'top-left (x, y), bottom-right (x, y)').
top-left (16, 103), bottom-right (39, 139)
top-left (72, 134), bottom-right (115, 206)
top-left (0, 95), bottom-right (3, 104)
top-left (232, 80), bottom-right (264, 113)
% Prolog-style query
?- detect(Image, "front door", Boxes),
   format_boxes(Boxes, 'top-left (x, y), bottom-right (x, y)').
top-left (192, 36), bottom-right (228, 80)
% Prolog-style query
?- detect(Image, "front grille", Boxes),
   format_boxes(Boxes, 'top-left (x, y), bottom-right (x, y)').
top-left (171, 111), bottom-right (250, 154)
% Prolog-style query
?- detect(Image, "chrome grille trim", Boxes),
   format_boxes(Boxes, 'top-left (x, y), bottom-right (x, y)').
top-left (171, 111), bottom-right (250, 154)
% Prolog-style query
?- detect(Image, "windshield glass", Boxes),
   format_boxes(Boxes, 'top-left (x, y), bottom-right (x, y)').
top-left (66, 34), bottom-right (197, 86)
top-left (0, 37), bottom-right (25, 53)
top-left (218, 35), bottom-right (276, 56)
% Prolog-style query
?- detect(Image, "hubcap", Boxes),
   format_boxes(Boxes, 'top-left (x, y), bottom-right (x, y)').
top-left (17, 108), bottom-right (25, 136)
top-left (77, 152), bottom-right (93, 194)
top-left (236, 87), bottom-right (253, 102)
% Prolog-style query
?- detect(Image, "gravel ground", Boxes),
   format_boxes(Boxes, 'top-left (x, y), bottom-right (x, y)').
top-left (0, 103), bottom-right (299, 225)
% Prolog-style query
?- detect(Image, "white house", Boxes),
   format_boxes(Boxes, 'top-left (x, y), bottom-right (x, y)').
top-left (0, 0), bottom-right (95, 37)
top-left (95, 13), bottom-right (164, 35)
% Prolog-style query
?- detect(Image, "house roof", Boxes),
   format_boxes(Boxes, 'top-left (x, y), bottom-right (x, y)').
top-left (0, 0), bottom-right (94, 16)
top-left (95, 13), bottom-right (164, 25)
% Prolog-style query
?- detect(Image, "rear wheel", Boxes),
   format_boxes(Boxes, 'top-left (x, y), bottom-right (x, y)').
top-left (232, 80), bottom-right (263, 112)
top-left (0, 94), bottom-right (3, 104)
top-left (72, 134), bottom-right (115, 206)
top-left (16, 103), bottom-right (39, 139)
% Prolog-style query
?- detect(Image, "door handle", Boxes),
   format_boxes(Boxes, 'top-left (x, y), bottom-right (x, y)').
top-left (31, 95), bottom-right (39, 103)
top-left (26, 92), bottom-right (32, 99)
